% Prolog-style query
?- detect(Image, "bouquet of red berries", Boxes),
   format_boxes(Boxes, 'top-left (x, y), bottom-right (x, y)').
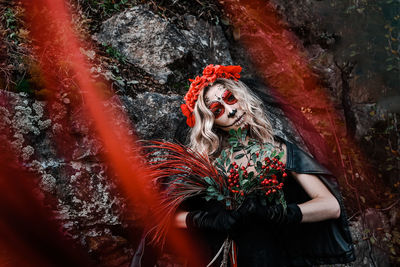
top-left (204, 128), bottom-right (287, 209)
top-left (142, 128), bottom-right (287, 248)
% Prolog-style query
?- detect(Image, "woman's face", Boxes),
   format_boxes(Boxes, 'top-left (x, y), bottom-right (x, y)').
top-left (204, 83), bottom-right (248, 132)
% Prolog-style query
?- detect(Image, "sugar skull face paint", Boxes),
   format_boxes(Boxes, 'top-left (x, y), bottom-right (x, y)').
top-left (205, 84), bottom-right (248, 132)
top-left (208, 89), bottom-right (238, 118)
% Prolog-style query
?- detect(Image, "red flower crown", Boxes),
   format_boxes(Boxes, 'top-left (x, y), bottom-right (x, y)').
top-left (181, 64), bottom-right (242, 127)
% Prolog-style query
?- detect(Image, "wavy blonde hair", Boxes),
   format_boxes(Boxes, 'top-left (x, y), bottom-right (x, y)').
top-left (188, 78), bottom-right (275, 158)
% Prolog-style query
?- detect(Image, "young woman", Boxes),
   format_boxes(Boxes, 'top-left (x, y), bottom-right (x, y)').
top-left (173, 64), bottom-right (356, 266)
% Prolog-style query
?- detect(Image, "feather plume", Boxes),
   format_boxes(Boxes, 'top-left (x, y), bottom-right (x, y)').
top-left (140, 140), bottom-right (226, 246)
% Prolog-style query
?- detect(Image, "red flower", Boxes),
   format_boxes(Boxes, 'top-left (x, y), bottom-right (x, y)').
top-left (222, 65), bottom-right (242, 80)
top-left (186, 112), bottom-right (195, 127)
top-left (205, 74), bottom-right (217, 83)
top-left (182, 64), bottom-right (242, 127)
top-left (203, 64), bottom-right (223, 83)
top-left (214, 65), bottom-right (222, 74)
top-left (190, 76), bottom-right (206, 89)
top-left (203, 64), bottom-right (216, 76)
top-left (181, 103), bottom-right (191, 115)
top-left (181, 103), bottom-right (195, 127)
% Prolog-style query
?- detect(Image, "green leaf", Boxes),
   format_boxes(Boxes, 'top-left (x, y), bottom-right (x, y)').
top-left (237, 127), bottom-right (242, 139)
top-left (226, 199), bottom-right (231, 207)
top-left (240, 179), bottom-right (249, 186)
top-left (233, 146), bottom-right (243, 152)
top-left (215, 162), bottom-right (225, 172)
top-left (234, 153), bottom-right (245, 159)
top-left (227, 164), bottom-right (233, 173)
top-left (207, 186), bottom-right (216, 192)
top-left (223, 187), bottom-right (230, 195)
top-left (247, 172), bottom-right (254, 180)
top-left (251, 145), bottom-right (260, 155)
top-left (242, 129), bottom-right (247, 141)
top-left (216, 158), bottom-right (224, 170)
top-left (225, 157), bottom-right (231, 167)
top-left (252, 153), bottom-right (257, 164)
top-left (229, 136), bottom-right (237, 143)
top-left (229, 129), bottom-right (236, 137)
top-left (279, 191), bottom-right (286, 210)
top-left (210, 191), bottom-right (219, 197)
top-left (204, 177), bottom-right (213, 185)
top-left (217, 195), bottom-right (224, 201)
top-left (257, 161), bottom-right (263, 169)
top-left (205, 196), bottom-right (212, 201)
top-left (221, 150), bottom-right (227, 160)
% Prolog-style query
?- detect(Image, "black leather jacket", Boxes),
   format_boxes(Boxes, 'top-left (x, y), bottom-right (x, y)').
top-left (277, 137), bottom-right (356, 265)
top-left (131, 136), bottom-right (356, 267)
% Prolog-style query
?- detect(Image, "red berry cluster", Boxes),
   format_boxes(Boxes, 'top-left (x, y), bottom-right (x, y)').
top-left (226, 156), bottom-right (287, 199)
top-left (260, 156), bottom-right (287, 196)
top-left (228, 161), bottom-right (245, 196)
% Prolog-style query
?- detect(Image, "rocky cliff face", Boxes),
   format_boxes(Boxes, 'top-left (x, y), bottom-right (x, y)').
top-left (94, 5), bottom-right (233, 94)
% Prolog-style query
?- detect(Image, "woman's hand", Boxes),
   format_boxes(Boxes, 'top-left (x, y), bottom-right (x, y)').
top-left (238, 197), bottom-right (303, 225)
top-left (185, 201), bottom-right (241, 234)
top-left (237, 170), bottom-right (343, 226)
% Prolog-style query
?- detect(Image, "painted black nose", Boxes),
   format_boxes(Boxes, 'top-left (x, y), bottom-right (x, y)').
top-left (228, 109), bottom-right (237, 118)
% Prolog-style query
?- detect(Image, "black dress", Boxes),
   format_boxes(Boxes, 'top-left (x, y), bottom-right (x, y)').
top-left (178, 194), bottom-right (287, 267)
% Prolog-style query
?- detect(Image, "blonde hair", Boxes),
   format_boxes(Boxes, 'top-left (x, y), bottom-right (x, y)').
top-left (188, 78), bottom-right (275, 158)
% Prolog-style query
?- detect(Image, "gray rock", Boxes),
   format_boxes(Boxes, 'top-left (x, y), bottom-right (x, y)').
top-left (95, 5), bottom-right (232, 89)
top-left (346, 210), bottom-right (391, 267)
top-left (352, 103), bottom-right (387, 139)
top-left (0, 90), bottom-right (129, 257)
top-left (0, 91), bottom-right (51, 157)
top-left (121, 92), bottom-right (184, 141)
top-left (319, 208), bottom-right (393, 267)
top-left (0, 89), bottom-right (188, 233)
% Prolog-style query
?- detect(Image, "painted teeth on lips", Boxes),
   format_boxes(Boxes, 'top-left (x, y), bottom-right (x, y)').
top-left (234, 116), bottom-right (245, 126)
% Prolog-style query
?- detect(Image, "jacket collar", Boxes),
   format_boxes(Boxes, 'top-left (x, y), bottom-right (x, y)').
top-left (276, 136), bottom-right (333, 176)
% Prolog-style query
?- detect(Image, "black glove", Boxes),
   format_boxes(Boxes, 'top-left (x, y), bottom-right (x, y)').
top-left (185, 202), bottom-right (240, 233)
top-left (238, 197), bottom-right (302, 225)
